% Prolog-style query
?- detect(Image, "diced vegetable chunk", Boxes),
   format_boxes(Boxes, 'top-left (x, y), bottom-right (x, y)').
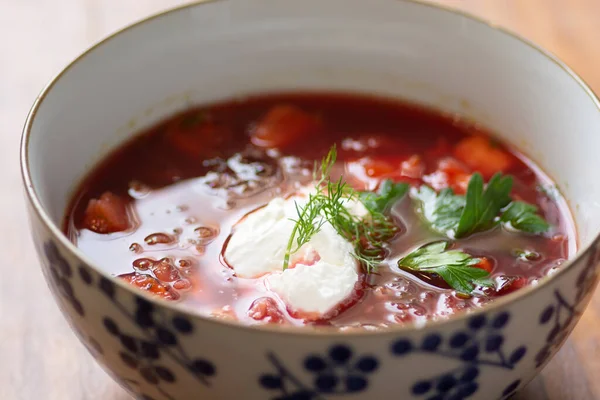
top-left (423, 157), bottom-right (472, 194)
top-left (400, 155), bottom-right (425, 179)
top-left (359, 157), bottom-right (396, 178)
top-left (82, 192), bottom-right (130, 233)
top-left (496, 276), bottom-right (527, 295)
top-left (454, 136), bottom-right (513, 178)
top-left (438, 157), bottom-right (472, 194)
top-left (251, 105), bottom-right (321, 148)
top-left (173, 279), bottom-right (192, 290)
top-left (152, 259), bottom-right (180, 282)
top-left (119, 272), bottom-right (180, 300)
top-left (474, 257), bottom-right (494, 273)
top-left (247, 297), bottom-right (284, 323)
top-left (438, 157), bottom-right (469, 176)
top-left (165, 116), bottom-right (233, 158)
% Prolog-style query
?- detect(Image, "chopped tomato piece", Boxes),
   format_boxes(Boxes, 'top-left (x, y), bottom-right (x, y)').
top-left (452, 173), bottom-right (472, 194)
top-left (119, 272), bottom-right (179, 300)
top-left (152, 259), bottom-right (180, 282)
top-left (440, 158), bottom-right (472, 194)
top-left (82, 192), bottom-right (130, 233)
top-left (165, 113), bottom-right (233, 158)
top-left (474, 258), bottom-right (494, 273)
top-left (423, 157), bottom-right (472, 194)
top-left (400, 155), bottom-right (425, 179)
top-left (348, 155), bottom-right (424, 186)
top-left (248, 297), bottom-right (284, 323)
top-left (358, 157), bottom-right (396, 178)
top-left (496, 276), bottom-right (528, 296)
top-left (251, 105), bottom-right (321, 148)
top-left (173, 279), bottom-right (192, 290)
top-left (454, 136), bottom-right (513, 178)
top-left (438, 157), bottom-right (470, 176)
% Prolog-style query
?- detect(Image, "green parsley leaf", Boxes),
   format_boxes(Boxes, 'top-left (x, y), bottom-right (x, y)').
top-left (413, 173), bottom-right (551, 239)
top-left (434, 264), bottom-right (495, 294)
top-left (501, 201), bottom-right (550, 233)
top-left (398, 241), bottom-right (494, 294)
top-left (359, 179), bottom-right (409, 214)
top-left (455, 173), bottom-right (513, 238)
top-left (398, 241), bottom-right (474, 268)
top-left (411, 186), bottom-right (465, 237)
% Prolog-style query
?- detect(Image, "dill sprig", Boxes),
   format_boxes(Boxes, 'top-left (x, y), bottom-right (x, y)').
top-left (283, 192), bottom-right (326, 269)
top-left (282, 145), bottom-right (401, 272)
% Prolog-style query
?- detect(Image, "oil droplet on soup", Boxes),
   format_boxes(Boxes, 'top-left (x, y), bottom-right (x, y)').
top-left (64, 92), bottom-right (576, 330)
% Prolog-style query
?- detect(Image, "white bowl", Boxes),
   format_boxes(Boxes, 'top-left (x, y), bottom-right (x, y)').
top-left (21, 0), bottom-right (600, 399)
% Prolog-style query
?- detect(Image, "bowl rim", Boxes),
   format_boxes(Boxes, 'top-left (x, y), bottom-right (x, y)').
top-left (20, 0), bottom-right (600, 336)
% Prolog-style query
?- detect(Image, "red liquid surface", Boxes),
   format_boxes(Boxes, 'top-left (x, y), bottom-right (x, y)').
top-left (64, 92), bottom-right (576, 330)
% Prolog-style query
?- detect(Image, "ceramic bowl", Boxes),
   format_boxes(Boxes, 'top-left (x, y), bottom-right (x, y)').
top-left (21, 0), bottom-right (600, 399)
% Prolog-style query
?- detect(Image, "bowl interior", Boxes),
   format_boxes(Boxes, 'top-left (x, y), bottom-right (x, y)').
top-left (25, 0), bottom-right (600, 255)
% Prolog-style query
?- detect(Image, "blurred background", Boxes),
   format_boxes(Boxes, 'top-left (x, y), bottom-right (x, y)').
top-left (2, 1), bottom-right (600, 399)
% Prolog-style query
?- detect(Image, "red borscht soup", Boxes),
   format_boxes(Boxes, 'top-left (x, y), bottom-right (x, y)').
top-left (64, 93), bottom-right (575, 330)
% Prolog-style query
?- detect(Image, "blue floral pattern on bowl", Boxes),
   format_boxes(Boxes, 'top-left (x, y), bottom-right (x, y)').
top-left (44, 241), bottom-right (84, 316)
top-left (37, 236), bottom-right (600, 400)
top-left (41, 241), bottom-right (216, 400)
top-left (260, 344), bottom-right (379, 399)
top-left (390, 312), bottom-right (525, 400)
top-left (534, 244), bottom-right (600, 369)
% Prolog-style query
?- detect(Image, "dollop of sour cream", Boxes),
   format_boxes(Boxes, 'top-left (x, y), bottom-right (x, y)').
top-left (224, 192), bottom-right (367, 317)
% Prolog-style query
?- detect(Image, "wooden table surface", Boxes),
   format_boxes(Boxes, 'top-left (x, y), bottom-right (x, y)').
top-left (2, 1), bottom-right (600, 399)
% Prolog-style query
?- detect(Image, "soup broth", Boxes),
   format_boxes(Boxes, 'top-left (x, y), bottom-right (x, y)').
top-left (64, 92), bottom-right (575, 330)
